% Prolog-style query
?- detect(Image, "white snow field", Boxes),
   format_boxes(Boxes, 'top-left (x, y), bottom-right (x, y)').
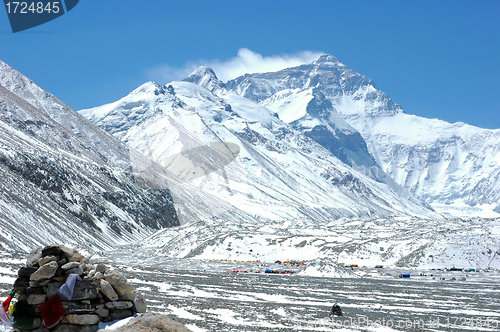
top-left (1, 248), bottom-right (499, 332)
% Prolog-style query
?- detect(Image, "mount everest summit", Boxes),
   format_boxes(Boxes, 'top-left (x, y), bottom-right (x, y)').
top-left (221, 55), bottom-right (500, 217)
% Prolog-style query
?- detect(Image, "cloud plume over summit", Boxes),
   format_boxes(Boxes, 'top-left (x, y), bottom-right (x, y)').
top-left (148, 48), bottom-right (324, 83)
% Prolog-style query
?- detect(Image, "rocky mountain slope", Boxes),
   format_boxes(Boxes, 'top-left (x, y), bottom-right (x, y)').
top-left (0, 60), bottom-right (179, 252)
top-left (223, 55), bottom-right (500, 217)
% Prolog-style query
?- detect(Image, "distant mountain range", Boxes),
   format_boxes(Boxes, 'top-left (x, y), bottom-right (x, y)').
top-left (2, 54), bottom-right (499, 268)
top-left (81, 62), bottom-right (436, 225)
top-left (82, 54), bottom-right (500, 219)
top-left (78, 54), bottom-right (500, 268)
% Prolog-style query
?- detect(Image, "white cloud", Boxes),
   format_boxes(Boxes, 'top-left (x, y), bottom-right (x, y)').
top-left (148, 48), bottom-right (324, 84)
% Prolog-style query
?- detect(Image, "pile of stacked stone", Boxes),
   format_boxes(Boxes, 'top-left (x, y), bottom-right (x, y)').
top-left (9, 244), bottom-right (146, 332)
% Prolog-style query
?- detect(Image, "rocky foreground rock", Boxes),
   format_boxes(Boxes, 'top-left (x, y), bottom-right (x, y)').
top-left (7, 245), bottom-right (147, 332)
top-left (98, 313), bottom-right (192, 332)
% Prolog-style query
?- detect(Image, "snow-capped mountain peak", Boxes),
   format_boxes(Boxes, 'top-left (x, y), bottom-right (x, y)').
top-left (312, 54), bottom-right (346, 67)
top-left (183, 66), bottom-right (225, 92)
top-left (223, 54), bottom-right (500, 217)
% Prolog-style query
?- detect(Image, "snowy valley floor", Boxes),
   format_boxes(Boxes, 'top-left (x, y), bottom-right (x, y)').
top-left (1, 250), bottom-right (500, 332)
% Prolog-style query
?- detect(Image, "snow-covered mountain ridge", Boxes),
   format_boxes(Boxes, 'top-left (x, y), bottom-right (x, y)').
top-left (81, 72), bottom-right (436, 224)
top-left (1, 53), bottom-right (498, 272)
top-left (223, 54), bottom-right (500, 217)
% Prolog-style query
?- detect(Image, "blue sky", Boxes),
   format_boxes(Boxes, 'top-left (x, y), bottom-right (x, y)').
top-left (1, 1), bottom-right (499, 128)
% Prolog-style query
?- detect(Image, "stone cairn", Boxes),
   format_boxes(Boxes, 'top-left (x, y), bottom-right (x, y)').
top-left (9, 244), bottom-right (146, 332)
